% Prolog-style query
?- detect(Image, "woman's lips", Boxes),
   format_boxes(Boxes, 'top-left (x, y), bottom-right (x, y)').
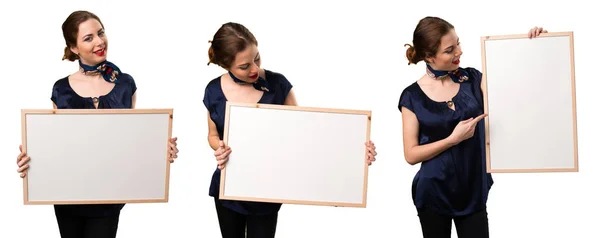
top-left (94, 49), bottom-right (105, 56)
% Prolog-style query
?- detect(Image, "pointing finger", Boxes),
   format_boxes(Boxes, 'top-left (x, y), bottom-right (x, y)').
top-left (463, 117), bottom-right (474, 123)
top-left (472, 113), bottom-right (488, 124)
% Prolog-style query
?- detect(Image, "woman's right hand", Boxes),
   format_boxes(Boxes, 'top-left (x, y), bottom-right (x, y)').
top-left (16, 145), bottom-right (30, 178)
top-left (215, 141), bottom-right (231, 170)
top-left (448, 114), bottom-right (488, 145)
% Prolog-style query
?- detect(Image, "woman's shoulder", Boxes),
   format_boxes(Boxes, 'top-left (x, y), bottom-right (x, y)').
top-left (400, 81), bottom-right (421, 98)
top-left (265, 69), bottom-right (290, 83)
top-left (203, 75), bottom-right (224, 107)
top-left (115, 72), bottom-right (135, 86)
top-left (463, 67), bottom-right (482, 81)
top-left (53, 75), bottom-right (68, 84)
top-left (52, 75), bottom-right (72, 91)
top-left (264, 69), bottom-right (293, 92)
top-left (265, 69), bottom-right (285, 78)
top-left (204, 75), bottom-right (222, 92)
top-left (117, 72), bottom-right (134, 81)
top-left (463, 67), bottom-right (481, 73)
top-left (398, 81), bottom-right (421, 112)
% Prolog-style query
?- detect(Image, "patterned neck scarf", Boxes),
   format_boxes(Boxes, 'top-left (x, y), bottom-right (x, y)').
top-left (426, 64), bottom-right (469, 83)
top-left (79, 60), bottom-right (121, 83)
top-left (228, 71), bottom-right (270, 92)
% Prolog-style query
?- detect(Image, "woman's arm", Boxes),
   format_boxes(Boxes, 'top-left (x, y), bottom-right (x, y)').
top-left (131, 93), bottom-right (137, 109)
top-left (284, 89), bottom-right (297, 106)
top-left (207, 111), bottom-right (221, 151)
top-left (401, 107), bottom-right (457, 165)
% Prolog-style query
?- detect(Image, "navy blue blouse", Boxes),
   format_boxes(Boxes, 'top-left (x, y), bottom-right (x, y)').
top-left (50, 73), bottom-right (137, 217)
top-left (203, 69), bottom-right (293, 216)
top-left (398, 67), bottom-right (493, 217)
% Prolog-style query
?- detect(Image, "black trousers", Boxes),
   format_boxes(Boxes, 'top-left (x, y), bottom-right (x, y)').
top-left (418, 208), bottom-right (489, 238)
top-left (54, 206), bottom-right (120, 238)
top-left (214, 198), bottom-right (278, 238)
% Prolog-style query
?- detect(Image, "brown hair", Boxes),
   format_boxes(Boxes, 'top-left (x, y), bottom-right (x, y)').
top-left (61, 10), bottom-right (105, 61)
top-left (405, 16), bottom-right (454, 65)
top-left (207, 22), bottom-right (258, 69)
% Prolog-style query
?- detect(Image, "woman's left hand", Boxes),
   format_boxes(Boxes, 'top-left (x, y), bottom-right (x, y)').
top-left (169, 137), bottom-right (179, 163)
top-left (528, 26), bottom-right (548, 38)
top-left (366, 140), bottom-right (377, 166)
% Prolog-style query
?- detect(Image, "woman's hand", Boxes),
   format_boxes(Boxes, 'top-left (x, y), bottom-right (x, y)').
top-left (366, 140), bottom-right (377, 166)
top-left (448, 114), bottom-right (488, 145)
top-left (16, 145), bottom-right (30, 178)
top-left (168, 137), bottom-right (179, 163)
top-left (528, 26), bottom-right (548, 38)
top-left (215, 141), bottom-right (231, 170)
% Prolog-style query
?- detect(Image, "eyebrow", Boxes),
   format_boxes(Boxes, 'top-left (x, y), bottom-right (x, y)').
top-left (237, 53), bottom-right (260, 67)
top-left (81, 29), bottom-right (104, 40)
top-left (444, 38), bottom-right (460, 51)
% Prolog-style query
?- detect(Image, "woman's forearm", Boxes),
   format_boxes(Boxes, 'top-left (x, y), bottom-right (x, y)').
top-left (405, 137), bottom-right (456, 165)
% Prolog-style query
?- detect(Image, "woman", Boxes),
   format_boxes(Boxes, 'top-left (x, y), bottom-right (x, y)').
top-left (399, 16), bottom-right (546, 238)
top-left (15, 10), bottom-right (179, 238)
top-left (203, 22), bottom-right (377, 238)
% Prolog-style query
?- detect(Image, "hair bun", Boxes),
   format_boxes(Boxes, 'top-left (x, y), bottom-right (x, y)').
top-left (404, 44), bottom-right (417, 65)
top-left (207, 45), bottom-right (215, 66)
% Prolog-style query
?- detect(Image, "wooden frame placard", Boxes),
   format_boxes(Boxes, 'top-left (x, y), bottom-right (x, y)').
top-left (21, 109), bottom-right (173, 204)
top-left (481, 32), bottom-right (578, 173)
top-left (219, 102), bottom-right (371, 207)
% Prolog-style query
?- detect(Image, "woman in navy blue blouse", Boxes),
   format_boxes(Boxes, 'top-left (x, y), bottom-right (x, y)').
top-left (15, 10), bottom-right (179, 238)
top-left (399, 16), bottom-right (547, 238)
top-left (203, 22), bottom-right (378, 238)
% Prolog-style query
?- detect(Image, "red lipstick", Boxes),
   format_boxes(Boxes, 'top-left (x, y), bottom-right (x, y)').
top-left (94, 49), bottom-right (106, 56)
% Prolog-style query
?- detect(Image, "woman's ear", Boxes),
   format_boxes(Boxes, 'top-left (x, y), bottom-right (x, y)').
top-left (70, 45), bottom-right (79, 56)
top-left (424, 54), bottom-right (435, 64)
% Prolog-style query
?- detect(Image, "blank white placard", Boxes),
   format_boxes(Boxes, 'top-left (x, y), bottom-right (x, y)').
top-left (21, 109), bottom-right (173, 204)
top-left (219, 102), bottom-right (371, 207)
top-left (481, 32), bottom-right (578, 173)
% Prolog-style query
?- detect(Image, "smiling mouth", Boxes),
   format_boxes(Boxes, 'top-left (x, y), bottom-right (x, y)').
top-left (94, 48), bottom-right (106, 56)
top-left (452, 58), bottom-right (460, 65)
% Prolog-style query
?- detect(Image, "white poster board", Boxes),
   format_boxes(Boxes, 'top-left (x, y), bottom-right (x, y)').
top-left (481, 31), bottom-right (578, 173)
top-left (21, 109), bottom-right (173, 204)
top-left (219, 102), bottom-right (371, 207)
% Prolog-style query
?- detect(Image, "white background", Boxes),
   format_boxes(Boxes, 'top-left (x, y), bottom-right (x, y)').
top-left (0, 0), bottom-right (597, 237)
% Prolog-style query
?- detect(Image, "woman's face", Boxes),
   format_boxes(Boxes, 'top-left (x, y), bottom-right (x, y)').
top-left (427, 29), bottom-right (462, 71)
top-left (228, 44), bottom-right (262, 82)
top-left (70, 18), bottom-right (108, 66)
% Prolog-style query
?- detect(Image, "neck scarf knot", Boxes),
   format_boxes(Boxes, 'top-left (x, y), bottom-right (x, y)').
top-left (228, 71), bottom-right (270, 92)
top-left (426, 64), bottom-right (469, 83)
top-left (79, 60), bottom-right (121, 83)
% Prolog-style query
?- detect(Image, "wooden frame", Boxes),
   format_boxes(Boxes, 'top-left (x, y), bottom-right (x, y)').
top-left (480, 31), bottom-right (578, 173)
top-left (219, 102), bottom-right (371, 207)
top-left (21, 109), bottom-right (174, 205)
